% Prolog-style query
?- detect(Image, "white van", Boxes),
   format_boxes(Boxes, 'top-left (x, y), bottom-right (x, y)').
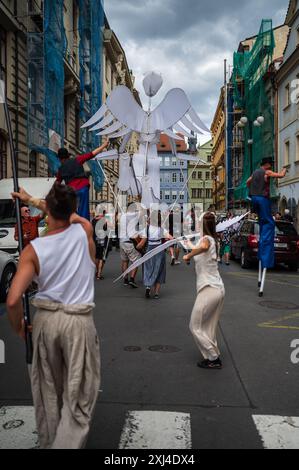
top-left (0, 178), bottom-right (56, 256)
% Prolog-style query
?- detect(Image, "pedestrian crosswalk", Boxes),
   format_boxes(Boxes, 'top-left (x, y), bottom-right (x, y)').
top-left (252, 415), bottom-right (299, 450)
top-left (119, 411), bottom-right (192, 449)
top-left (0, 406), bottom-right (299, 449)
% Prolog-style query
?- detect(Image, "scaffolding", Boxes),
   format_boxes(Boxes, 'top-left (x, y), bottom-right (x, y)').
top-left (26, 0), bottom-right (105, 187)
top-left (231, 19), bottom-right (275, 203)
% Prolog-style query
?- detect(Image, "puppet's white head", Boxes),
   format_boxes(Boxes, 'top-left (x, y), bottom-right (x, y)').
top-left (143, 72), bottom-right (163, 98)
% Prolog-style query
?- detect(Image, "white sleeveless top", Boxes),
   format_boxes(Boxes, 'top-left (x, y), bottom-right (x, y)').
top-left (31, 224), bottom-right (95, 305)
top-left (194, 236), bottom-right (224, 294)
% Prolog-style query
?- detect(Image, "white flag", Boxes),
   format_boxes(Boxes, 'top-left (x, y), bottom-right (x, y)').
top-left (0, 80), bottom-right (5, 104)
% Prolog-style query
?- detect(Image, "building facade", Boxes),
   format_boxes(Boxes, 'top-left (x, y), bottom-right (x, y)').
top-left (0, 0), bottom-right (49, 179)
top-left (228, 22), bottom-right (289, 209)
top-left (157, 134), bottom-right (188, 207)
top-left (188, 139), bottom-right (213, 211)
top-left (276, 0), bottom-right (299, 230)
top-left (0, 0), bottom-right (106, 181)
top-left (211, 87), bottom-right (226, 211)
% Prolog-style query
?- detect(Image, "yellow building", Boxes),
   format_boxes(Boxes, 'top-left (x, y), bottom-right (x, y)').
top-left (211, 87), bottom-right (226, 211)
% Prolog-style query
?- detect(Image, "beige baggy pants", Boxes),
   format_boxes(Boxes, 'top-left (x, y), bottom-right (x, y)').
top-left (189, 286), bottom-right (225, 361)
top-left (30, 299), bottom-right (101, 449)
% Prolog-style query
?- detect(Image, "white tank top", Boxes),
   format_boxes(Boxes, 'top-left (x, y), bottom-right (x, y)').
top-left (194, 236), bottom-right (224, 294)
top-left (31, 224), bottom-right (95, 305)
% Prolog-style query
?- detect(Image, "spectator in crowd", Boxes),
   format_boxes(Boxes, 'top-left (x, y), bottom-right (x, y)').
top-left (14, 205), bottom-right (44, 248)
top-left (282, 209), bottom-right (294, 223)
top-left (92, 210), bottom-right (109, 280)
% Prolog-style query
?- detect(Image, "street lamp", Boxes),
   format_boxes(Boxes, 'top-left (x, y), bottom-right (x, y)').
top-left (237, 115), bottom-right (264, 174)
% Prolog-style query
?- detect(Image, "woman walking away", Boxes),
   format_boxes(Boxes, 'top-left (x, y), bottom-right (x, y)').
top-left (137, 211), bottom-right (173, 299)
top-left (7, 183), bottom-right (100, 449)
top-left (183, 212), bottom-right (225, 370)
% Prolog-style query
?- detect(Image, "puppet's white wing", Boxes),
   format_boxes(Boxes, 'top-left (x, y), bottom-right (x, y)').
top-left (114, 234), bottom-right (198, 283)
top-left (151, 88), bottom-right (210, 138)
top-left (216, 213), bottom-right (250, 233)
top-left (82, 86), bottom-right (146, 137)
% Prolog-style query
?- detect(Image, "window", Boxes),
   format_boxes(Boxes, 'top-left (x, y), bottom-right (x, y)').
top-left (284, 140), bottom-right (290, 166)
top-left (29, 151), bottom-right (37, 177)
top-left (165, 157), bottom-right (170, 167)
top-left (180, 173), bottom-right (184, 183)
top-left (207, 155), bottom-right (212, 163)
top-left (172, 173), bottom-right (177, 183)
top-left (0, 27), bottom-right (7, 87)
top-left (206, 189), bottom-right (212, 199)
top-left (164, 172), bottom-right (170, 183)
top-left (285, 84), bottom-right (291, 108)
top-left (172, 191), bottom-right (177, 201)
top-left (180, 192), bottom-right (184, 200)
top-left (206, 172), bottom-right (210, 180)
top-left (180, 160), bottom-right (184, 166)
top-left (198, 171), bottom-right (202, 180)
top-left (75, 105), bottom-right (81, 148)
top-left (64, 96), bottom-right (69, 140)
top-left (172, 158), bottom-right (177, 166)
top-left (0, 135), bottom-right (7, 179)
top-left (192, 172), bottom-right (197, 180)
top-left (160, 191), bottom-right (163, 200)
top-left (164, 191), bottom-right (170, 200)
top-left (296, 134), bottom-right (299, 162)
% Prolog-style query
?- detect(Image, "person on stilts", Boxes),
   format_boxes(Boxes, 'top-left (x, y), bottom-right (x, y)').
top-left (246, 157), bottom-right (286, 296)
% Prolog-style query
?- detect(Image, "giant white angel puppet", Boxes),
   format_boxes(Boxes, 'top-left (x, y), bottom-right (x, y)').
top-left (82, 72), bottom-right (210, 208)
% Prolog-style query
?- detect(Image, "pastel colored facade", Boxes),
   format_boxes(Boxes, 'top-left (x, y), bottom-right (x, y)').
top-left (188, 139), bottom-right (213, 211)
top-left (157, 134), bottom-right (188, 207)
top-left (211, 87), bottom-right (226, 211)
top-left (276, 0), bottom-right (299, 230)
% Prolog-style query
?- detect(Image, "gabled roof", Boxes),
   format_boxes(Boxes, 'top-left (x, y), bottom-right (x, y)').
top-left (157, 133), bottom-right (187, 153)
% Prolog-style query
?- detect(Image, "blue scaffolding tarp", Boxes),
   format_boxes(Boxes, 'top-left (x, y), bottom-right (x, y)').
top-left (28, 0), bottom-right (105, 190)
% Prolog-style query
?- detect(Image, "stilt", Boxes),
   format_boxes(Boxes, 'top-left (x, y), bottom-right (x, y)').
top-left (259, 268), bottom-right (267, 297)
top-left (258, 261), bottom-right (262, 288)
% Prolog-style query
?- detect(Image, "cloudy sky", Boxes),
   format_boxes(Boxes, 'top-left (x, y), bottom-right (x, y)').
top-left (105, 0), bottom-right (289, 139)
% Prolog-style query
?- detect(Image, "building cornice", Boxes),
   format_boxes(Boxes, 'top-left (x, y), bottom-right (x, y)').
top-left (276, 46), bottom-right (299, 83)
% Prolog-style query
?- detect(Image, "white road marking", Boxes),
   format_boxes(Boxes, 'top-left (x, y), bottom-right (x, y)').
top-left (119, 411), bottom-right (192, 449)
top-left (253, 415), bottom-right (299, 449)
top-left (0, 406), bottom-right (38, 449)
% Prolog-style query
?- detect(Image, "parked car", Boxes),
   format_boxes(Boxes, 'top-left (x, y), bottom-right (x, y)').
top-left (0, 177), bottom-right (55, 256)
top-left (231, 219), bottom-right (299, 271)
top-left (0, 248), bottom-right (17, 302)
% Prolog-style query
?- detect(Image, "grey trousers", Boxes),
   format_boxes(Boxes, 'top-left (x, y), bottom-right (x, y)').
top-left (189, 286), bottom-right (225, 361)
top-left (30, 299), bottom-right (101, 449)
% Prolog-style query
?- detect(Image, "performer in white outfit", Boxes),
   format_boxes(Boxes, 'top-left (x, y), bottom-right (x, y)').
top-left (183, 212), bottom-right (225, 370)
top-left (7, 184), bottom-right (100, 449)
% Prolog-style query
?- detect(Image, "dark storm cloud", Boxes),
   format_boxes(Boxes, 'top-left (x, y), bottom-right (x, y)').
top-left (105, 0), bottom-right (288, 128)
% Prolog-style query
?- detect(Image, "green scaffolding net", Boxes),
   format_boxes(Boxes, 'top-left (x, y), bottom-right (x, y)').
top-left (232, 19), bottom-right (276, 202)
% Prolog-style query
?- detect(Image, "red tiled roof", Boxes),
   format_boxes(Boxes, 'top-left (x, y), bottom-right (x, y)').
top-left (157, 133), bottom-right (187, 152)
